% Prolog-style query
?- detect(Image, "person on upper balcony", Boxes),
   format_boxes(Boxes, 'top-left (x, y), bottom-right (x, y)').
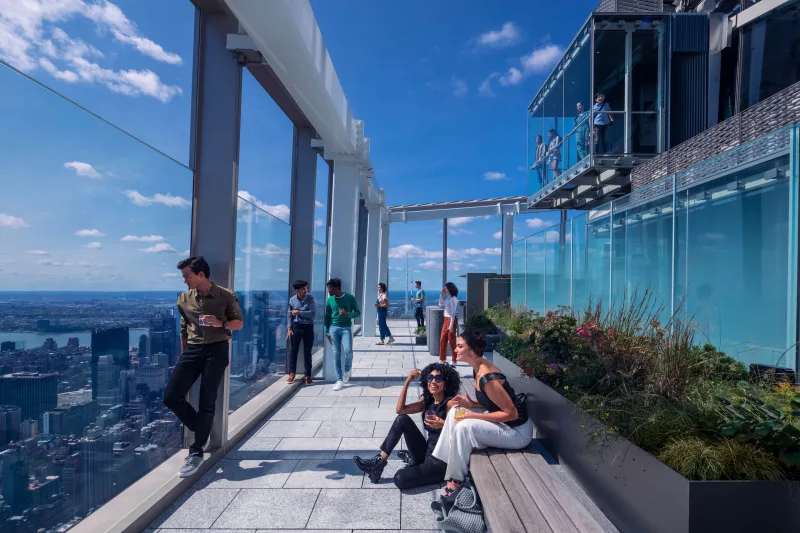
top-left (531, 134), bottom-right (547, 187)
top-left (575, 101), bottom-right (591, 161)
top-left (547, 128), bottom-right (562, 179)
top-left (438, 282), bottom-right (460, 366)
top-left (593, 92), bottom-right (614, 154)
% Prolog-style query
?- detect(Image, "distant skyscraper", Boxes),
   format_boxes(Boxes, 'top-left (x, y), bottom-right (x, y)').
top-left (137, 364), bottom-right (166, 393)
top-left (149, 311), bottom-right (177, 366)
top-left (96, 356), bottom-right (122, 408)
top-left (91, 327), bottom-right (129, 401)
top-left (19, 419), bottom-right (37, 439)
top-left (0, 449), bottom-right (30, 514)
top-left (67, 337), bottom-right (80, 349)
top-left (0, 341), bottom-right (15, 352)
top-left (119, 370), bottom-right (137, 403)
top-left (138, 334), bottom-right (149, 360)
top-left (42, 337), bottom-right (57, 351)
top-left (0, 373), bottom-right (57, 423)
top-left (0, 406), bottom-right (22, 445)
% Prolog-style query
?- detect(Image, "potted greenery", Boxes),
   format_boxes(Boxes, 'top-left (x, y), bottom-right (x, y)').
top-left (464, 313), bottom-right (505, 351)
top-left (488, 295), bottom-right (800, 533)
top-left (414, 326), bottom-right (427, 345)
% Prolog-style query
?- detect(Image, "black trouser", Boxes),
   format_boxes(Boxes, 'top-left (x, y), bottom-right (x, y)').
top-left (380, 414), bottom-right (446, 489)
top-left (289, 323), bottom-right (314, 376)
top-left (595, 124), bottom-right (609, 154)
top-left (415, 307), bottom-right (425, 328)
top-left (164, 341), bottom-right (229, 456)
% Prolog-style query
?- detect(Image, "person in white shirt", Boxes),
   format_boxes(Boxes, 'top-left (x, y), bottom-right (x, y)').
top-left (438, 282), bottom-right (459, 365)
top-left (375, 282), bottom-right (394, 345)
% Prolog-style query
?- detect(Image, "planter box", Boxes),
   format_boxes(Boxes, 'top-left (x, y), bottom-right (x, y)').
top-left (493, 352), bottom-right (800, 533)
top-left (415, 336), bottom-right (427, 346)
top-left (484, 331), bottom-right (506, 352)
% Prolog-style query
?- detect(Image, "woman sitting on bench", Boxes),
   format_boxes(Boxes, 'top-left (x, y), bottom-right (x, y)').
top-left (354, 362), bottom-right (460, 489)
top-left (432, 328), bottom-right (533, 496)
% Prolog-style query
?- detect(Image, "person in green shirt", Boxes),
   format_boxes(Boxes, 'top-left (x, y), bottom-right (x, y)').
top-left (324, 278), bottom-right (361, 391)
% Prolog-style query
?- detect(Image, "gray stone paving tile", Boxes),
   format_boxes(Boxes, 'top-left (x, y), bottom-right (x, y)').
top-left (351, 407), bottom-right (402, 422)
top-left (204, 459), bottom-right (297, 489)
top-left (306, 489), bottom-right (401, 530)
top-left (212, 488), bottom-right (319, 529)
top-left (157, 530), bottom-right (256, 533)
top-left (300, 407), bottom-right (355, 421)
top-left (315, 420), bottom-right (375, 438)
top-left (401, 485), bottom-right (443, 530)
top-left (270, 437), bottom-right (342, 459)
top-left (318, 385), bottom-right (364, 397)
top-left (336, 437), bottom-right (401, 460)
top-left (332, 396), bottom-right (381, 408)
top-left (293, 384), bottom-right (324, 396)
top-left (265, 407), bottom-right (306, 421)
top-left (150, 488), bottom-right (239, 529)
top-left (285, 396), bottom-right (337, 408)
top-left (373, 421), bottom-right (392, 437)
top-left (256, 530), bottom-right (350, 533)
top-left (354, 366), bottom-right (385, 373)
top-left (255, 420), bottom-right (321, 438)
top-left (283, 459), bottom-right (365, 488)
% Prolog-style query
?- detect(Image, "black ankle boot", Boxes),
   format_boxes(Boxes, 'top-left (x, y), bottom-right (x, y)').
top-left (353, 454), bottom-right (387, 483)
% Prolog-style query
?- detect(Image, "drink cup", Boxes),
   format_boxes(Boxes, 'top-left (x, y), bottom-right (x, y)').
top-left (424, 410), bottom-right (436, 422)
top-left (454, 407), bottom-right (466, 423)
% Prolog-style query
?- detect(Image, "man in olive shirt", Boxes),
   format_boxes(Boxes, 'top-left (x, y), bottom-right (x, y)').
top-left (324, 278), bottom-right (360, 391)
top-left (164, 256), bottom-right (243, 477)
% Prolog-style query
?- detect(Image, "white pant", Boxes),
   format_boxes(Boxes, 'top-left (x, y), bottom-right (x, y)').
top-left (432, 406), bottom-right (533, 481)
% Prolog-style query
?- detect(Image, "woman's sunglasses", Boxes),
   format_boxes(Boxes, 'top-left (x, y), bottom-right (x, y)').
top-left (426, 375), bottom-right (444, 384)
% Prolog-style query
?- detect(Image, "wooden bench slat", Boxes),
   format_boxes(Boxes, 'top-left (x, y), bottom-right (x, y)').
top-left (486, 450), bottom-right (553, 533)
top-left (521, 449), bottom-right (606, 533)
top-left (470, 451), bottom-right (527, 533)
top-left (505, 450), bottom-right (580, 533)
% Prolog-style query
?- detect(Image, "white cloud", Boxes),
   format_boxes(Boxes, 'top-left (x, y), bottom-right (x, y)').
top-left (83, 241), bottom-right (102, 249)
top-left (476, 22), bottom-right (522, 49)
top-left (78, 261), bottom-right (91, 267)
top-left (38, 259), bottom-right (58, 266)
top-left (0, 0), bottom-right (183, 102)
top-left (419, 260), bottom-right (442, 270)
top-left (496, 42), bottom-right (563, 89)
top-left (161, 272), bottom-right (178, 278)
top-left (28, 250), bottom-right (49, 255)
top-left (448, 227), bottom-right (474, 236)
top-left (314, 219), bottom-right (325, 228)
top-left (121, 234), bottom-right (164, 242)
top-left (483, 171), bottom-right (508, 181)
top-left (493, 231), bottom-right (520, 240)
top-left (389, 244), bottom-right (441, 260)
top-left (526, 217), bottom-right (549, 230)
top-left (0, 213), bottom-right (28, 229)
top-left (478, 73), bottom-right (498, 98)
top-left (277, 268), bottom-right (289, 273)
top-left (74, 228), bottom-right (104, 237)
top-left (241, 244), bottom-right (290, 256)
top-left (139, 243), bottom-right (177, 253)
top-left (451, 76), bottom-right (468, 97)
top-left (181, 249), bottom-right (189, 256)
top-left (315, 200), bottom-right (324, 208)
top-left (64, 161), bottom-right (101, 178)
top-left (465, 263), bottom-right (479, 268)
top-left (238, 191), bottom-right (290, 223)
top-left (124, 190), bottom-right (190, 208)
top-left (463, 247), bottom-right (502, 256)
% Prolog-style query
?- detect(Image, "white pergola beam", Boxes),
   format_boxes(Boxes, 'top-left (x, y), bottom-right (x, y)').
top-left (388, 205), bottom-right (547, 223)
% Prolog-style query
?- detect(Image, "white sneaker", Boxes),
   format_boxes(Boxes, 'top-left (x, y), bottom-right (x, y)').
top-left (344, 369), bottom-right (351, 383)
top-left (333, 380), bottom-right (344, 391)
top-left (376, 340), bottom-right (384, 345)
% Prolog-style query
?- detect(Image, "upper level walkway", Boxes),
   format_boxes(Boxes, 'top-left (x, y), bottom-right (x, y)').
top-left (147, 319), bottom-right (617, 532)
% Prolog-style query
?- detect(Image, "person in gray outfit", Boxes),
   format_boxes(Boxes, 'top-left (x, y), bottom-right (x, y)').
top-left (287, 280), bottom-right (316, 384)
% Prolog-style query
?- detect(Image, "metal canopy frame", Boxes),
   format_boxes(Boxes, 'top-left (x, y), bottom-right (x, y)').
top-left (387, 196), bottom-right (546, 223)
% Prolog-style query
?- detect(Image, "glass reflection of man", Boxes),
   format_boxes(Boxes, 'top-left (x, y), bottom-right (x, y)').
top-left (575, 102), bottom-right (591, 161)
top-left (531, 134), bottom-right (547, 187)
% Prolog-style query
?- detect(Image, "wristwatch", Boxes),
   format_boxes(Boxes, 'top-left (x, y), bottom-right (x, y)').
top-left (222, 319), bottom-right (228, 330)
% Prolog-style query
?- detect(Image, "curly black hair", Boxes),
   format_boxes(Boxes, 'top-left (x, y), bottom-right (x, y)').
top-left (419, 362), bottom-right (461, 405)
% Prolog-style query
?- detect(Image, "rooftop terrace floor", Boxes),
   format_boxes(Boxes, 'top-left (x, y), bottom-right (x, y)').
top-left (148, 319), bottom-right (618, 532)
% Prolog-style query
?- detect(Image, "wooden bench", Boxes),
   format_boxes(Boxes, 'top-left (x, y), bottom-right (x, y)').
top-left (458, 380), bottom-right (605, 533)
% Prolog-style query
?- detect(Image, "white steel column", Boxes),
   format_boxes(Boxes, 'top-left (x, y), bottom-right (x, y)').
top-left (378, 210), bottom-right (390, 285)
top-left (362, 201), bottom-right (382, 337)
top-left (324, 159), bottom-right (361, 382)
top-left (442, 219), bottom-right (448, 287)
top-left (188, 8), bottom-right (243, 453)
top-left (501, 215), bottom-right (514, 275)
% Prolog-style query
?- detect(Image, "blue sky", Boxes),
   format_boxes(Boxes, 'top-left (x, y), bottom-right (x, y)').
top-left (0, 0), bottom-right (596, 292)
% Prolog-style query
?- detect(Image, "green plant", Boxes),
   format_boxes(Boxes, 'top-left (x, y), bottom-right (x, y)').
top-left (414, 326), bottom-right (426, 336)
top-left (464, 314), bottom-right (497, 334)
top-left (496, 335), bottom-right (529, 363)
top-left (659, 437), bottom-right (786, 481)
top-left (484, 305), bottom-right (518, 331)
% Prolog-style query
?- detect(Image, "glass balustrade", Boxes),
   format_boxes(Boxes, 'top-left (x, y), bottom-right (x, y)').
top-left (513, 126), bottom-right (799, 370)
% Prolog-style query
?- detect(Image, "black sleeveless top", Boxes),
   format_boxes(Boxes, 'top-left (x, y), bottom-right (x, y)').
top-left (423, 395), bottom-right (452, 454)
top-left (474, 372), bottom-right (528, 428)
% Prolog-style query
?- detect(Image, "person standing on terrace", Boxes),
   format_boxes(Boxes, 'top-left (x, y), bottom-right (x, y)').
top-left (593, 92), bottom-right (614, 154)
top-left (547, 128), bottom-right (562, 179)
top-left (166, 256), bottom-right (244, 478)
top-left (575, 101), bottom-right (591, 161)
top-left (411, 280), bottom-right (426, 328)
top-left (531, 134), bottom-right (547, 187)
top-left (324, 278), bottom-right (360, 391)
top-left (375, 282), bottom-right (395, 345)
top-left (287, 280), bottom-right (316, 385)
top-left (438, 282), bottom-right (460, 365)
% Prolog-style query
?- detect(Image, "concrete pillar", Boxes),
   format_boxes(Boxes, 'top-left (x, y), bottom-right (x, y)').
top-left (324, 159), bottom-right (361, 382)
top-left (187, 9), bottom-right (243, 452)
top-left (442, 219), bottom-right (448, 286)
top-left (287, 126), bottom-right (317, 375)
top-left (501, 215), bottom-right (513, 275)
top-left (354, 200), bottom-right (368, 324)
top-left (378, 214), bottom-right (390, 285)
top-left (362, 202), bottom-right (382, 337)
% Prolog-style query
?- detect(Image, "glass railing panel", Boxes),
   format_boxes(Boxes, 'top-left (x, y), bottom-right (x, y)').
top-left (525, 234), bottom-right (545, 315)
top-left (570, 213), bottom-right (589, 315)
top-left (0, 60), bottom-right (191, 532)
top-left (311, 239), bottom-right (328, 347)
top-left (230, 197), bottom-right (291, 412)
top-left (528, 105), bottom-right (546, 196)
top-left (591, 110), bottom-right (626, 156)
top-left (674, 139), bottom-right (795, 369)
top-left (544, 222), bottom-right (572, 311)
top-left (511, 239), bottom-right (526, 311)
top-left (583, 208), bottom-right (612, 309)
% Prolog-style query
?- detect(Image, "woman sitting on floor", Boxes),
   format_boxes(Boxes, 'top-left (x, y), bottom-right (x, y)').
top-left (432, 328), bottom-right (533, 497)
top-left (354, 362), bottom-right (461, 489)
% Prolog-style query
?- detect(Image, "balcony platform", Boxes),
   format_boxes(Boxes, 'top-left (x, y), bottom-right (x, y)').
top-left (147, 319), bottom-right (617, 532)
top-left (529, 155), bottom-right (653, 210)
